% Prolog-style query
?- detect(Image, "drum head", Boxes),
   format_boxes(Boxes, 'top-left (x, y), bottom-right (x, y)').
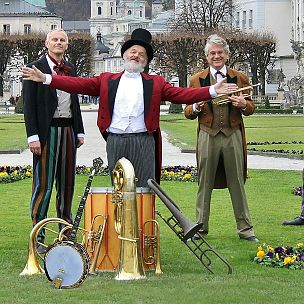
top-left (44, 243), bottom-right (86, 288)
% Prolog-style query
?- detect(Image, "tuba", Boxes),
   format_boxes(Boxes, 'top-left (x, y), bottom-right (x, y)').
top-left (112, 157), bottom-right (146, 280)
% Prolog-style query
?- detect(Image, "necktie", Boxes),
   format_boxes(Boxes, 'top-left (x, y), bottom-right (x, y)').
top-left (215, 70), bottom-right (226, 78)
top-left (48, 54), bottom-right (71, 75)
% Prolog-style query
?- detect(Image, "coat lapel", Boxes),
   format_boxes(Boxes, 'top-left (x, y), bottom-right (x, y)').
top-left (142, 74), bottom-right (153, 117)
top-left (108, 77), bottom-right (121, 117)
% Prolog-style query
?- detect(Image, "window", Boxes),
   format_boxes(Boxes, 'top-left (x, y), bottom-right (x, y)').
top-left (24, 24), bottom-right (31, 35)
top-left (3, 24), bottom-right (10, 35)
top-left (128, 10), bottom-right (132, 15)
top-left (98, 6), bottom-right (102, 15)
top-left (51, 24), bottom-right (57, 30)
top-left (236, 12), bottom-right (240, 29)
top-left (111, 7), bottom-right (113, 15)
top-left (249, 10), bottom-right (253, 29)
top-left (242, 11), bottom-right (247, 29)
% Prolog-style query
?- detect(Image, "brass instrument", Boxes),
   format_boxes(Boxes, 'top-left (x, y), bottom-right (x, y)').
top-left (88, 214), bottom-right (107, 275)
top-left (147, 179), bottom-right (233, 274)
top-left (112, 157), bottom-right (146, 280)
top-left (20, 217), bottom-right (71, 276)
top-left (20, 216), bottom-right (102, 276)
top-left (143, 219), bottom-right (162, 274)
top-left (212, 83), bottom-right (261, 105)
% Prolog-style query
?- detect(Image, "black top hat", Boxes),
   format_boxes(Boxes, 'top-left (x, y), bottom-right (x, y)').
top-left (121, 28), bottom-right (153, 63)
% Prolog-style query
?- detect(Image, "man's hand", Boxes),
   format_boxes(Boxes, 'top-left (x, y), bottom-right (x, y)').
top-left (228, 92), bottom-right (247, 109)
top-left (77, 137), bottom-right (84, 148)
top-left (214, 78), bottom-right (238, 95)
top-left (29, 141), bottom-right (41, 156)
top-left (22, 65), bottom-right (46, 83)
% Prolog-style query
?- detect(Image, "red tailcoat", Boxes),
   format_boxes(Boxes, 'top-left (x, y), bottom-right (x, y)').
top-left (50, 71), bottom-right (212, 182)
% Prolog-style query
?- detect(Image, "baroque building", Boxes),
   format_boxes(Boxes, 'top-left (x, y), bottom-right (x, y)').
top-left (0, 0), bottom-right (61, 99)
top-left (233, 0), bottom-right (304, 96)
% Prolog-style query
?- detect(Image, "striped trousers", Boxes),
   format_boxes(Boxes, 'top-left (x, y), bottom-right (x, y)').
top-left (30, 126), bottom-right (76, 242)
top-left (106, 132), bottom-right (155, 187)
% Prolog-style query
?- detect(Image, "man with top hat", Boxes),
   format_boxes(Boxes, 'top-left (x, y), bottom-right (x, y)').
top-left (23, 29), bottom-right (84, 252)
top-left (22, 28), bottom-right (237, 187)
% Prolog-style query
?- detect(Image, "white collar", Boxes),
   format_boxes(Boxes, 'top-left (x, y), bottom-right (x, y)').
top-left (210, 66), bottom-right (227, 77)
top-left (123, 71), bottom-right (141, 78)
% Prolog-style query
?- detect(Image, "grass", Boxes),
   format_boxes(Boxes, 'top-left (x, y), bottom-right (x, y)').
top-left (0, 115), bottom-right (27, 151)
top-left (160, 114), bottom-right (304, 157)
top-left (1, 114), bottom-right (303, 157)
top-left (1, 171), bottom-right (304, 303)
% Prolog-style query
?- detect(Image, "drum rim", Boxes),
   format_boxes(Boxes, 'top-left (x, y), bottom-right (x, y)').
top-left (90, 187), bottom-right (153, 193)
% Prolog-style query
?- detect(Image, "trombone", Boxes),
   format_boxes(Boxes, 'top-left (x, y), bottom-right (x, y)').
top-left (212, 83), bottom-right (260, 105)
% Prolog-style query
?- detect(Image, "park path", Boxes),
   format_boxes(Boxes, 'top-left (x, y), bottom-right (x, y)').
top-left (0, 109), bottom-right (304, 171)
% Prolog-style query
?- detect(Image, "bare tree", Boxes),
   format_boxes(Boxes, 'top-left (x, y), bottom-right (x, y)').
top-left (237, 32), bottom-right (277, 95)
top-left (0, 35), bottom-right (16, 97)
top-left (66, 32), bottom-right (95, 76)
top-left (15, 34), bottom-right (46, 64)
top-left (153, 32), bottom-right (205, 113)
top-left (174, 0), bottom-right (235, 34)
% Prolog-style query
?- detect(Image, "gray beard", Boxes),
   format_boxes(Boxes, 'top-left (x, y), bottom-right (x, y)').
top-left (124, 59), bottom-right (145, 73)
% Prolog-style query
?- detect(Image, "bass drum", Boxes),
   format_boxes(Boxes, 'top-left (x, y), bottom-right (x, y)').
top-left (84, 187), bottom-right (155, 271)
top-left (44, 241), bottom-right (90, 288)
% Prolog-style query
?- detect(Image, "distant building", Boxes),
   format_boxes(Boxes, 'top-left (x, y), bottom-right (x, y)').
top-left (0, 0), bottom-right (61, 35)
top-left (0, 0), bottom-right (61, 99)
top-left (233, 0), bottom-right (303, 95)
top-left (62, 21), bottom-right (90, 33)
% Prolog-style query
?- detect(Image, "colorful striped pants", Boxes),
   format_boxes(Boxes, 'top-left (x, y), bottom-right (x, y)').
top-left (30, 126), bottom-right (76, 242)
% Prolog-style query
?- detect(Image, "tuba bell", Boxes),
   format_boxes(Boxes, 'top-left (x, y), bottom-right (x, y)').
top-left (112, 157), bottom-right (146, 280)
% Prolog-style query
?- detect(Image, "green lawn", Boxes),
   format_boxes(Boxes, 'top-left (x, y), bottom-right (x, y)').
top-left (0, 115), bottom-right (27, 151)
top-left (1, 114), bottom-right (303, 157)
top-left (160, 114), bottom-right (304, 157)
top-left (1, 171), bottom-right (304, 303)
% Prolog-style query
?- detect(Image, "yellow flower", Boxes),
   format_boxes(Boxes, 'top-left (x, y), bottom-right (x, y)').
top-left (297, 242), bottom-right (303, 248)
top-left (256, 250), bottom-right (265, 258)
top-left (0, 172), bottom-right (8, 177)
top-left (284, 257), bottom-right (292, 265)
top-left (291, 255), bottom-right (297, 263)
top-left (266, 246), bottom-right (274, 252)
top-left (258, 246), bottom-right (263, 251)
top-left (25, 171), bottom-right (31, 177)
top-left (183, 173), bottom-right (192, 180)
top-left (168, 171), bottom-right (175, 177)
top-left (13, 170), bottom-right (18, 175)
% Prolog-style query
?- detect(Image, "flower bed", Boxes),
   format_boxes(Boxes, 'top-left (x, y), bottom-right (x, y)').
top-left (0, 164), bottom-right (199, 184)
top-left (254, 243), bottom-right (304, 270)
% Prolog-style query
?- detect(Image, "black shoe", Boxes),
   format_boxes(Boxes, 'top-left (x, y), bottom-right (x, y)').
top-left (242, 236), bottom-right (259, 242)
top-left (282, 217), bottom-right (304, 225)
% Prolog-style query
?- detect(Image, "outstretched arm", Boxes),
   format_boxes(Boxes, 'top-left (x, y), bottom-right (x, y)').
top-left (22, 65), bottom-right (46, 82)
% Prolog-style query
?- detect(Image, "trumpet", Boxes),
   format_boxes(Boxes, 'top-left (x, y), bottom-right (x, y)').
top-left (88, 214), bottom-right (107, 275)
top-left (143, 219), bottom-right (162, 274)
top-left (212, 83), bottom-right (260, 105)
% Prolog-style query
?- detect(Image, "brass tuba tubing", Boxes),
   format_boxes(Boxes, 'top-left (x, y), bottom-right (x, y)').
top-left (113, 157), bottom-right (146, 281)
top-left (212, 83), bottom-right (261, 105)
